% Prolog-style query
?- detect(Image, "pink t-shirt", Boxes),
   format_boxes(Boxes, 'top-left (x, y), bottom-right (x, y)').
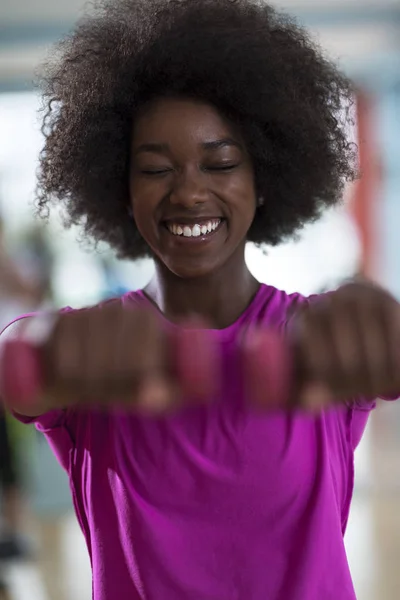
top-left (8, 284), bottom-right (377, 599)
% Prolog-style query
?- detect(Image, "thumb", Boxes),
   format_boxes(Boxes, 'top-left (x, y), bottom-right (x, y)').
top-left (298, 381), bottom-right (334, 412)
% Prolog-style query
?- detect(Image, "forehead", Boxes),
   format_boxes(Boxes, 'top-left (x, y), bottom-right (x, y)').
top-left (132, 97), bottom-right (239, 146)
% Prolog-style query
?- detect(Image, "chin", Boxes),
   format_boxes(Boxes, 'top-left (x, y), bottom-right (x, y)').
top-left (163, 257), bottom-right (221, 280)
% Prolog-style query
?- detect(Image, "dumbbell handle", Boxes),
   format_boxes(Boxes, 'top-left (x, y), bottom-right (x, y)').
top-left (0, 330), bottom-right (293, 410)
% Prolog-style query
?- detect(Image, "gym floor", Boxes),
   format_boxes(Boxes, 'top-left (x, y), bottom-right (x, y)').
top-left (0, 401), bottom-right (399, 600)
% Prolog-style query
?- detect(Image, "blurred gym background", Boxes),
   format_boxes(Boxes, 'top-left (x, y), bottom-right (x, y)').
top-left (0, 0), bottom-right (399, 598)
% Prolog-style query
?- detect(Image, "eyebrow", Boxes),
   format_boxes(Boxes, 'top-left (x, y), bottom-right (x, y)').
top-left (133, 138), bottom-right (242, 155)
top-left (202, 138), bottom-right (242, 151)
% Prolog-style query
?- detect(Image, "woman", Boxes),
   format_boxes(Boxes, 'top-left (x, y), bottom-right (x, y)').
top-left (1, 1), bottom-right (399, 598)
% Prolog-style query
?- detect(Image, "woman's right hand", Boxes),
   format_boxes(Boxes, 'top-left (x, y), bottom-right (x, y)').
top-left (3, 302), bottom-right (219, 416)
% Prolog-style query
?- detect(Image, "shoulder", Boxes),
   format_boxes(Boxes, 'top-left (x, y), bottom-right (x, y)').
top-left (252, 284), bottom-right (320, 328)
top-left (99, 289), bottom-right (146, 309)
top-left (1, 289), bottom-right (145, 334)
top-left (61, 288), bottom-right (145, 314)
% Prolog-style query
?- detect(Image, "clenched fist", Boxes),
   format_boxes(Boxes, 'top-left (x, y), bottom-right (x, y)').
top-left (2, 281), bottom-right (399, 417)
top-left (290, 281), bottom-right (400, 408)
top-left (4, 302), bottom-right (220, 416)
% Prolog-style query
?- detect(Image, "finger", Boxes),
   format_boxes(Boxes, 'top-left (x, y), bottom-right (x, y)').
top-left (293, 305), bottom-right (337, 399)
top-left (46, 312), bottom-right (84, 397)
top-left (379, 301), bottom-right (400, 395)
top-left (77, 304), bottom-right (133, 403)
top-left (331, 296), bottom-right (396, 398)
top-left (327, 297), bottom-right (367, 397)
top-left (106, 305), bottom-right (150, 399)
top-left (298, 381), bottom-right (334, 413)
top-left (135, 373), bottom-right (177, 414)
top-left (80, 307), bottom-right (116, 400)
top-left (96, 308), bottom-right (173, 409)
top-left (355, 299), bottom-right (392, 396)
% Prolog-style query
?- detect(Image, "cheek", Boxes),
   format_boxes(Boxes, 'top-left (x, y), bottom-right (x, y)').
top-left (229, 183), bottom-right (257, 225)
top-left (226, 171), bottom-right (257, 213)
top-left (130, 183), bottom-right (159, 234)
top-left (129, 200), bottom-right (155, 249)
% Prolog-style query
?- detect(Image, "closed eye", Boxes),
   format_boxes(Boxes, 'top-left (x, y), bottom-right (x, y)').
top-left (205, 164), bottom-right (239, 172)
top-left (139, 164), bottom-right (239, 175)
top-left (140, 168), bottom-right (173, 176)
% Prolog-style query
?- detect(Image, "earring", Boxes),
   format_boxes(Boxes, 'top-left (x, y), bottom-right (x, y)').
top-left (257, 196), bottom-right (265, 207)
top-left (127, 206), bottom-right (133, 218)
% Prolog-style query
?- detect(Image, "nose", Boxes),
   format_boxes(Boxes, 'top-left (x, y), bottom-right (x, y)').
top-left (169, 167), bottom-right (208, 208)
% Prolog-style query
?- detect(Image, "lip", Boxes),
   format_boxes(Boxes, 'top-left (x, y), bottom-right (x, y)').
top-left (163, 216), bottom-right (223, 226)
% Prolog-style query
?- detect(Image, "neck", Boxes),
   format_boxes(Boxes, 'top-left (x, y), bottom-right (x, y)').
top-left (145, 250), bottom-right (260, 329)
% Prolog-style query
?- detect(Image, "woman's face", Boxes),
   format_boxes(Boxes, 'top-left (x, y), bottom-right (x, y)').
top-left (129, 97), bottom-right (257, 278)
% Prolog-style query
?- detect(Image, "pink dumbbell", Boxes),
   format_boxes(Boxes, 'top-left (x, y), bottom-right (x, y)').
top-left (241, 328), bottom-right (293, 409)
top-left (0, 339), bottom-right (44, 408)
top-left (0, 329), bottom-right (293, 410)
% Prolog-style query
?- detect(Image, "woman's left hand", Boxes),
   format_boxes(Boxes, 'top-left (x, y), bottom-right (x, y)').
top-left (290, 281), bottom-right (400, 410)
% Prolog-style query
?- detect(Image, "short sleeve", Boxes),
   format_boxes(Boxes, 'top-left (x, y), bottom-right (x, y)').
top-left (349, 392), bottom-right (399, 451)
top-left (350, 401), bottom-right (374, 450)
top-left (12, 408), bottom-right (78, 473)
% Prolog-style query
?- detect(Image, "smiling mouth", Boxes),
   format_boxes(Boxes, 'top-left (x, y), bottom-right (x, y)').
top-left (163, 218), bottom-right (224, 238)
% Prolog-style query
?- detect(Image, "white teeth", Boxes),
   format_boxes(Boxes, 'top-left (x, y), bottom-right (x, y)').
top-left (192, 224), bottom-right (201, 237)
top-left (167, 219), bottom-right (221, 237)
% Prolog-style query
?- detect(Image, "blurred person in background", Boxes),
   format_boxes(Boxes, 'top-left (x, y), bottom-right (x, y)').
top-left (12, 225), bottom-right (54, 309)
top-left (0, 215), bottom-right (43, 561)
top-left (0, 217), bottom-right (42, 331)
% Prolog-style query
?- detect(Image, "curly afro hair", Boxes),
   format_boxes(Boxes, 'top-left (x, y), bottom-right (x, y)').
top-left (37, 0), bottom-right (357, 259)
